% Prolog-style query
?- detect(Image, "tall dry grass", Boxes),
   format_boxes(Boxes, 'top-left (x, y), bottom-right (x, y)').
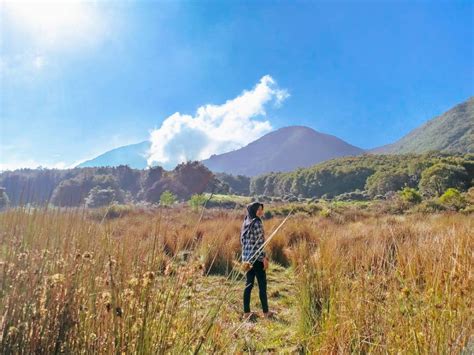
top-left (292, 214), bottom-right (473, 353)
top-left (0, 206), bottom-right (237, 353)
top-left (0, 204), bottom-right (472, 353)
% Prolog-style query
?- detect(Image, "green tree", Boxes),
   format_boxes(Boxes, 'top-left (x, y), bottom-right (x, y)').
top-left (51, 174), bottom-right (121, 207)
top-left (159, 190), bottom-right (177, 206)
top-left (214, 173), bottom-right (249, 195)
top-left (250, 176), bottom-right (266, 195)
top-left (188, 194), bottom-right (207, 211)
top-left (419, 163), bottom-right (469, 197)
top-left (365, 169), bottom-right (411, 197)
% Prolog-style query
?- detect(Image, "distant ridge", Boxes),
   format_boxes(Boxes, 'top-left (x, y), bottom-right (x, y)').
top-left (77, 141), bottom-right (150, 169)
top-left (371, 97), bottom-right (473, 154)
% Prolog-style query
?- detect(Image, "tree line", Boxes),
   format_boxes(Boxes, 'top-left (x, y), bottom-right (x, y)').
top-left (1, 153), bottom-right (472, 209)
top-left (0, 162), bottom-right (230, 207)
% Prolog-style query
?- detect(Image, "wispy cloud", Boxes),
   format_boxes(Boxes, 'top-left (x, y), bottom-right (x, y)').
top-left (147, 75), bottom-right (289, 169)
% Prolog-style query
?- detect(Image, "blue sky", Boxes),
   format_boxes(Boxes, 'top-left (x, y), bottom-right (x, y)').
top-left (1, 0), bottom-right (473, 170)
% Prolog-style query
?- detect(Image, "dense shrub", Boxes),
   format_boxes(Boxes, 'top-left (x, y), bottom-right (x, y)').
top-left (205, 200), bottom-right (240, 209)
top-left (411, 199), bottom-right (446, 213)
top-left (188, 194), bottom-right (207, 211)
top-left (85, 186), bottom-right (125, 208)
top-left (438, 188), bottom-right (466, 211)
top-left (89, 203), bottom-right (135, 220)
top-left (334, 190), bottom-right (369, 201)
top-left (398, 187), bottom-right (422, 204)
top-left (159, 190), bottom-right (177, 206)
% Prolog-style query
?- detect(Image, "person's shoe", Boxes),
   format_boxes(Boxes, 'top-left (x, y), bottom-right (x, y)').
top-left (242, 312), bottom-right (258, 322)
top-left (263, 311), bottom-right (276, 319)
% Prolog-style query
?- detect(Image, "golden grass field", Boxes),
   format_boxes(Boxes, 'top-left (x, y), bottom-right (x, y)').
top-left (0, 204), bottom-right (472, 353)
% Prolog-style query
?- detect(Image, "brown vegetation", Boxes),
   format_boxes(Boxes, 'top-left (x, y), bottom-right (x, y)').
top-left (0, 204), bottom-right (472, 353)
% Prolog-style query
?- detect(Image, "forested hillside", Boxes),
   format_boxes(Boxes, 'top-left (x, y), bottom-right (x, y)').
top-left (250, 153), bottom-right (473, 198)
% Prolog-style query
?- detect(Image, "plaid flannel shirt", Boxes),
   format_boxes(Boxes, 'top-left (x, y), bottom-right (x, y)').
top-left (241, 218), bottom-right (265, 263)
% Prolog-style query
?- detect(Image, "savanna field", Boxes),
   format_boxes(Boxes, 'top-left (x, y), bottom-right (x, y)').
top-left (2, 1), bottom-right (473, 354)
top-left (0, 201), bottom-right (472, 354)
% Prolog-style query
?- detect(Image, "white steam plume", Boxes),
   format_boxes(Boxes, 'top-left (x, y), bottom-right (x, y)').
top-left (147, 75), bottom-right (289, 169)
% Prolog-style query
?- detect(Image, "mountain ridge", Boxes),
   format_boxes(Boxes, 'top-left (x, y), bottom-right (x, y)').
top-left (370, 97), bottom-right (473, 154)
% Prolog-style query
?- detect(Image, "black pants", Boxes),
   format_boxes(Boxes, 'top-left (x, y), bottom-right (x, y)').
top-left (243, 260), bottom-right (268, 313)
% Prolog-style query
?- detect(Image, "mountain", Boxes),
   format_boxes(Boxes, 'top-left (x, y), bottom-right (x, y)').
top-left (201, 126), bottom-right (365, 176)
top-left (371, 97), bottom-right (473, 154)
top-left (77, 141), bottom-right (150, 169)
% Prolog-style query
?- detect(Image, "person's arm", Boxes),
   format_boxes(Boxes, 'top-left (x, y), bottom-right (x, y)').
top-left (256, 220), bottom-right (269, 270)
top-left (252, 220), bottom-right (267, 264)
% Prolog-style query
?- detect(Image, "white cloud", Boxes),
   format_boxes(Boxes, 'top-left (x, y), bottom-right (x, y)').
top-left (147, 75), bottom-right (289, 168)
